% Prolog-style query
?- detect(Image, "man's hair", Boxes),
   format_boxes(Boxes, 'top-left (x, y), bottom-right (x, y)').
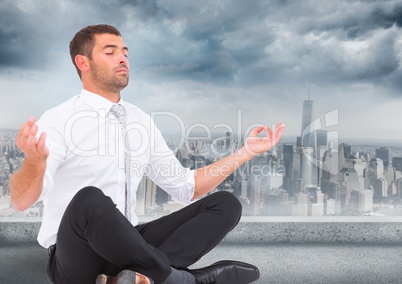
top-left (69, 24), bottom-right (121, 79)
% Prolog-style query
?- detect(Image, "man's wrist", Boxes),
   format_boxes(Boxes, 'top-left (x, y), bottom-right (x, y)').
top-left (21, 157), bottom-right (47, 175)
top-left (237, 146), bottom-right (256, 163)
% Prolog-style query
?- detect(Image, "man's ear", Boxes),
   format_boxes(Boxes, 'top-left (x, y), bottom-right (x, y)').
top-left (75, 55), bottom-right (90, 73)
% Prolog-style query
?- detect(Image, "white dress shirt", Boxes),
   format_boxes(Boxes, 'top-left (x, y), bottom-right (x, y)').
top-left (36, 89), bottom-right (195, 248)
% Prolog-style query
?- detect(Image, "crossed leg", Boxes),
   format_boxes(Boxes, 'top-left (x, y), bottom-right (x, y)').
top-left (47, 187), bottom-right (241, 284)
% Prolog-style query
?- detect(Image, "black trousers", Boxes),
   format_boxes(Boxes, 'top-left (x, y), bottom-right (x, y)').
top-left (47, 186), bottom-right (242, 284)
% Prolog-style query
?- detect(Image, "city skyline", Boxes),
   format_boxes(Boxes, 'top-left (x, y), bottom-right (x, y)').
top-left (1, 0), bottom-right (402, 141)
top-left (3, 93), bottom-right (402, 219)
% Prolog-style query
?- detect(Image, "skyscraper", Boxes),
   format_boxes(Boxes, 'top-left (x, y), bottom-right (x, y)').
top-left (392, 157), bottom-right (402, 172)
top-left (225, 131), bottom-right (232, 153)
top-left (339, 143), bottom-right (351, 159)
top-left (299, 97), bottom-right (318, 186)
top-left (251, 175), bottom-right (261, 216)
top-left (376, 147), bottom-right (391, 167)
top-left (300, 99), bottom-right (316, 148)
top-left (316, 129), bottom-right (328, 147)
top-left (282, 144), bottom-right (294, 178)
top-left (240, 174), bottom-right (248, 199)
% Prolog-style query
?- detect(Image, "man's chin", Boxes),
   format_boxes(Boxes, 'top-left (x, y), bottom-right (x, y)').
top-left (114, 80), bottom-right (129, 91)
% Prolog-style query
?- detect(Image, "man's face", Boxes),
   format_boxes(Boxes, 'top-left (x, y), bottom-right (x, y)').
top-left (88, 33), bottom-right (130, 92)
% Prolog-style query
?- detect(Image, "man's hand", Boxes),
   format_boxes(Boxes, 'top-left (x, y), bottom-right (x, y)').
top-left (193, 122), bottom-right (284, 199)
top-left (10, 116), bottom-right (48, 211)
top-left (244, 122), bottom-right (284, 157)
top-left (17, 116), bottom-right (49, 163)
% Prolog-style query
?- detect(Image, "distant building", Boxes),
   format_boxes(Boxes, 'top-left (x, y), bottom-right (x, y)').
top-left (250, 176), bottom-right (261, 216)
top-left (392, 157), bottom-right (402, 172)
top-left (225, 132), bottom-right (232, 153)
top-left (300, 97), bottom-right (319, 186)
top-left (240, 175), bottom-right (248, 199)
top-left (290, 192), bottom-right (308, 216)
top-left (350, 189), bottom-right (373, 213)
top-left (376, 147), bottom-right (391, 167)
top-left (339, 143), bottom-right (351, 159)
top-left (305, 185), bottom-right (324, 216)
top-left (283, 144), bottom-right (294, 178)
top-left (366, 158), bottom-right (387, 201)
top-left (301, 147), bottom-right (318, 186)
top-left (300, 99), bottom-right (316, 148)
top-left (324, 198), bottom-right (336, 215)
top-left (135, 176), bottom-right (158, 216)
top-left (316, 130), bottom-right (328, 147)
top-left (339, 167), bottom-right (361, 208)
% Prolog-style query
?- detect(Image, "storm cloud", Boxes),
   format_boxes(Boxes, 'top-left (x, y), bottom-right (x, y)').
top-left (1, 0), bottom-right (402, 141)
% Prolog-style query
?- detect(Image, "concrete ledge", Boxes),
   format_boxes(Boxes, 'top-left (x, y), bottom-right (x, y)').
top-left (1, 216), bottom-right (402, 245)
top-left (2, 217), bottom-right (402, 284)
top-left (0, 222), bottom-right (40, 244)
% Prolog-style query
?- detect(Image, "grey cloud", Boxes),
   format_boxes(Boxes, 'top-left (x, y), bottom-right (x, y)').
top-left (119, 0), bottom-right (165, 19)
top-left (1, 0), bottom-right (401, 93)
top-left (342, 2), bottom-right (402, 39)
top-left (0, 0), bottom-right (157, 70)
top-left (126, 0), bottom-right (401, 91)
top-left (2, 0), bottom-right (402, 139)
top-left (385, 69), bottom-right (402, 93)
top-left (278, 1), bottom-right (402, 39)
top-left (0, 1), bottom-right (77, 69)
top-left (0, 4), bottom-right (39, 68)
top-left (371, 3), bottom-right (402, 29)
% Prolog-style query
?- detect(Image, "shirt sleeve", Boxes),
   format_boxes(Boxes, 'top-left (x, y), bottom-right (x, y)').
top-left (145, 121), bottom-right (195, 205)
top-left (35, 108), bottom-right (67, 202)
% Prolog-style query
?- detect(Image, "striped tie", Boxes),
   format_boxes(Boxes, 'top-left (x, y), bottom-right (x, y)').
top-left (110, 104), bottom-right (131, 221)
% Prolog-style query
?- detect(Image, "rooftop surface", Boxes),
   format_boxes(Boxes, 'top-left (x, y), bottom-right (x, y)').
top-left (1, 217), bottom-right (402, 284)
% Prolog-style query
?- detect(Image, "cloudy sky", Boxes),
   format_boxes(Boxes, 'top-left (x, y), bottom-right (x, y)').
top-left (1, 0), bottom-right (402, 143)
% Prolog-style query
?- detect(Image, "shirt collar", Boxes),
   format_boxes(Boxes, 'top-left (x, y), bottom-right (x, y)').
top-left (80, 89), bottom-right (126, 118)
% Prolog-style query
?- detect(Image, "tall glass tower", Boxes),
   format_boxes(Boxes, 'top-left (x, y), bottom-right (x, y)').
top-left (301, 99), bottom-right (316, 148)
top-left (300, 96), bottom-right (318, 186)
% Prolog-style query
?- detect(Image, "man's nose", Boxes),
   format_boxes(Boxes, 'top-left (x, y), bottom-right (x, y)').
top-left (119, 57), bottom-right (128, 65)
top-left (118, 53), bottom-right (128, 65)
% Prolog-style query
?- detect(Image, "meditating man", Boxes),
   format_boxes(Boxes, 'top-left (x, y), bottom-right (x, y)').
top-left (10, 24), bottom-right (284, 284)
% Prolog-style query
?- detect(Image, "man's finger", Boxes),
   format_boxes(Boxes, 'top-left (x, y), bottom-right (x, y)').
top-left (27, 116), bottom-right (36, 126)
top-left (19, 117), bottom-right (36, 141)
top-left (275, 122), bottom-right (284, 143)
top-left (263, 126), bottom-right (273, 137)
top-left (26, 124), bottom-right (39, 146)
top-left (37, 132), bottom-right (47, 154)
top-left (21, 122), bottom-right (32, 140)
top-left (250, 126), bottom-right (264, 136)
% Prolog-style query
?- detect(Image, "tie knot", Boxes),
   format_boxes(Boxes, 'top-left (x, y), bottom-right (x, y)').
top-left (110, 104), bottom-right (126, 124)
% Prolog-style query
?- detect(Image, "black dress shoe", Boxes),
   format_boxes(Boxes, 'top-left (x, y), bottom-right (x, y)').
top-left (188, 260), bottom-right (260, 284)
